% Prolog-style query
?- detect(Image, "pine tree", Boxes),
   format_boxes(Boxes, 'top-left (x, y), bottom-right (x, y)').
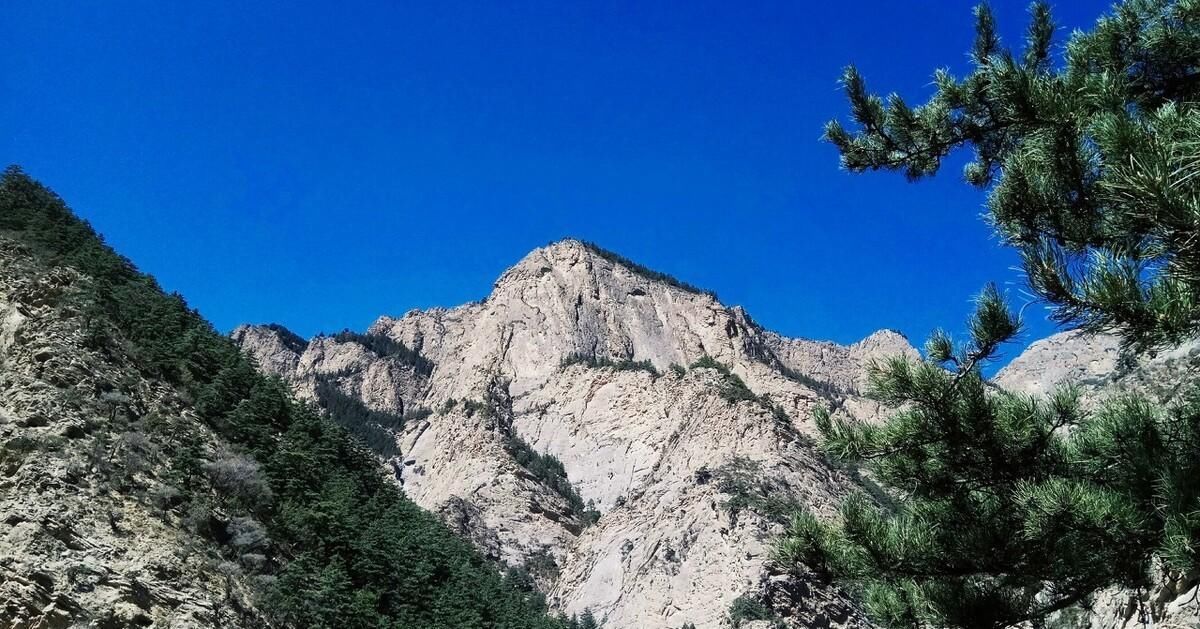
top-left (824, 0), bottom-right (1200, 352)
top-left (775, 2), bottom-right (1200, 628)
top-left (779, 286), bottom-right (1200, 627)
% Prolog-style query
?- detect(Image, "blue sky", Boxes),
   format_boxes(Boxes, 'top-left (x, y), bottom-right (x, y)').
top-left (4, 1), bottom-right (1109, 363)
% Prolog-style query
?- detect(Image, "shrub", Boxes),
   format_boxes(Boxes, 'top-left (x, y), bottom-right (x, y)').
top-left (728, 594), bottom-right (777, 627)
top-left (151, 485), bottom-right (183, 513)
top-left (239, 552), bottom-right (268, 572)
top-left (460, 398), bottom-right (490, 419)
top-left (561, 352), bottom-right (658, 376)
top-left (181, 499), bottom-right (215, 538)
top-left (228, 515), bottom-right (270, 552)
top-left (523, 546), bottom-right (561, 582)
top-left (689, 356), bottom-right (770, 406)
top-left (713, 457), bottom-right (804, 526)
top-left (205, 454), bottom-right (274, 508)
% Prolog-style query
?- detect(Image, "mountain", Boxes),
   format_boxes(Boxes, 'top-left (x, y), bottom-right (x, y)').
top-left (236, 239), bottom-right (919, 628)
top-left (0, 231), bottom-right (252, 628)
top-left (238, 240), bottom-right (1200, 629)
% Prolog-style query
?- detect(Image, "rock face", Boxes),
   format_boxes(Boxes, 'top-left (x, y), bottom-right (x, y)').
top-left (996, 330), bottom-right (1200, 629)
top-left (0, 239), bottom-right (263, 628)
top-left (237, 239), bottom-right (918, 628)
top-left (997, 328), bottom-right (1200, 409)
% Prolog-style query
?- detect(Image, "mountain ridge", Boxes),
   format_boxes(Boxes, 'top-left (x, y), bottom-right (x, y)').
top-left (235, 238), bottom-right (918, 628)
top-left (235, 237), bottom-right (1200, 628)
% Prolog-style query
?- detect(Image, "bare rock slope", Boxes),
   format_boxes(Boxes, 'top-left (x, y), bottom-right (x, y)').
top-left (237, 239), bottom-right (917, 629)
top-left (0, 239), bottom-right (263, 628)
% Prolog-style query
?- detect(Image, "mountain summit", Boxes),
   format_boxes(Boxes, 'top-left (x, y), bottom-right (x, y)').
top-left (234, 234), bottom-right (1200, 626)
top-left (235, 239), bottom-right (918, 628)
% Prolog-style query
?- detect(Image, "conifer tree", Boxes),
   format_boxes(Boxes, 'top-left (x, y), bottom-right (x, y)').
top-left (825, 0), bottom-right (1200, 352)
top-left (779, 286), bottom-right (1200, 627)
top-left (776, 2), bottom-right (1200, 628)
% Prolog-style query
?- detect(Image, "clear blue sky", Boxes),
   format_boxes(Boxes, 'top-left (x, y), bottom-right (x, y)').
top-left (4, 1), bottom-right (1109, 362)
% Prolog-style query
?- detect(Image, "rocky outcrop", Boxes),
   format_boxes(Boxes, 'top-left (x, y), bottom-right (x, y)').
top-left (762, 327), bottom-right (914, 395)
top-left (0, 240), bottom-right (263, 628)
top-left (997, 328), bottom-right (1200, 409)
top-left (237, 239), bottom-right (917, 628)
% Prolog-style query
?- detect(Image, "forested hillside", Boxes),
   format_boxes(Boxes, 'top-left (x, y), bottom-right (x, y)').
top-left (0, 165), bottom-right (574, 628)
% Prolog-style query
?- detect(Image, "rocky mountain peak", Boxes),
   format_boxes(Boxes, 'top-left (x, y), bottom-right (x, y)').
top-left (495, 238), bottom-right (718, 302)
top-left (232, 241), bottom-right (921, 628)
top-left (228, 240), bottom-right (1200, 628)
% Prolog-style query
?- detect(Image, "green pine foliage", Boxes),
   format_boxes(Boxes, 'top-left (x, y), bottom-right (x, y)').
top-left (313, 378), bottom-right (405, 458)
top-left (793, 3), bottom-right (1200, 627)
top-left (727, 594), bottom-right (780, 628)
top-left (688, 356), bottom-right (791, 423)
top-left (712, 457), bottom-right (804, 526)
top-left (689, 356), bottom-right (756, 403)
top-left (0, 166), bottom-right (568, 628)
top-left (577, 608), bottom-right (599, 629)
top-left (775, 362), bottom-right (845, 397)
top-left (265, 323), bottom-right (308, 354)
top-left (824, 0), bottom-right (1200, 352)
top-left (504, 433), bottom-right (600, 526)
top-left (457, 383), bottom-right (600, 526)
top-left (522, 546), bottom-right (562, 583)
top-left (777, 286), bottom-right (1200, 628)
